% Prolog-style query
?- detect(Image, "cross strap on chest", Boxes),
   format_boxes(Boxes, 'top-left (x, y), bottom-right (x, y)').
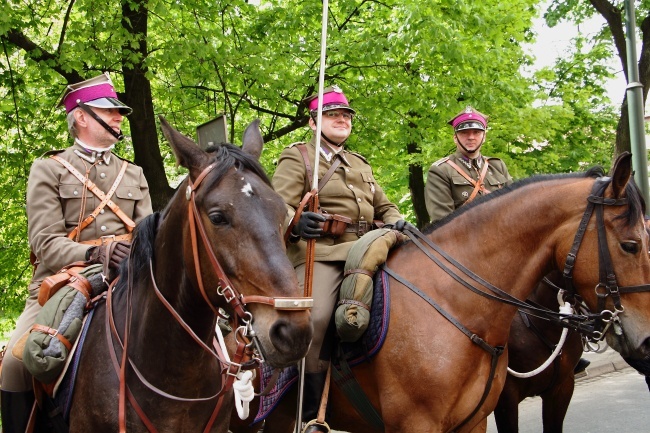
top-left (50, 155), bottom-right (136, 241)
top-left (445, 158), bottom-right (491, 203)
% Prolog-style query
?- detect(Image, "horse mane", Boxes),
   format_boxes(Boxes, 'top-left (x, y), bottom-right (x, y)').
top-left (424, 165), bottom-right (645, 234)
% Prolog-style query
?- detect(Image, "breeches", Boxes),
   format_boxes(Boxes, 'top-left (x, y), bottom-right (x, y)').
top-left (1, 286), bottom-right (40, 392)
top-left (295, 261), bottom-right (344, 374)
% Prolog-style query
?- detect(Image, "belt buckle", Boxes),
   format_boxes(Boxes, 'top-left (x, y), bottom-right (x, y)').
top-left (100, 235), bottom-right (117, 245)
top-left (357, 221), bottom-right (369, 236)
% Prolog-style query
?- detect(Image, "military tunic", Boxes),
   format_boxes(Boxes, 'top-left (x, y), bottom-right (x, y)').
top-left (425, 150), bottom-right (512, 224)
top-left (272, 137), bottom-right (401, 372)
top-left (1, 142), bottom-right (152, 391)
top-left (272, 137), bottom-right (402, 267)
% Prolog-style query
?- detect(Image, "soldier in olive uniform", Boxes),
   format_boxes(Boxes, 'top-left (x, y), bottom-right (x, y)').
top-left (0, 73), bottom-right (152, 431)
top-left (425, 106), bottom-right (512, 224)
top-left (272, 86), bottom-right (405, 433)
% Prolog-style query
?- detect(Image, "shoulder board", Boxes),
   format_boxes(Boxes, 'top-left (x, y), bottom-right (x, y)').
top-left (40, 149), bottom-right (65, 159)
top-left (433, 156), bottom-right (450, 166)
top-left (288, 141), bottom-right (306, 148)
top-left (347, 151), bottom-right (369, 164)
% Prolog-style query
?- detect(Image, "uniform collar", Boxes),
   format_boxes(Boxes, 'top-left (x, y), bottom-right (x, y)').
top-left (310, 138), bottom-right (350, 166)
top-left (74, 139), bottom-right (114, 165)
top-left (456, 151), bottom-right (483, 170)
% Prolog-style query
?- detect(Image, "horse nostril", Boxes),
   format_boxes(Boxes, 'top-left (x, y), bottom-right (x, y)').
top-left (269, 319), bottom-right (312, 355)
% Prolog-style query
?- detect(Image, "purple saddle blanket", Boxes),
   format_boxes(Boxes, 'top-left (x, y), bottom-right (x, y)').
top-left (253, 269), bottom-right (391, 424)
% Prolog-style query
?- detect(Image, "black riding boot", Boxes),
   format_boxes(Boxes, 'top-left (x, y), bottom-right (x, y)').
top-left (301, 372), bottom-right (330, 433)
top-left (1, 390), bottom-right (35, 433)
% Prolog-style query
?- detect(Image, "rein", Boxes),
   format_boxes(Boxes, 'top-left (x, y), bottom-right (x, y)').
top-left (106, 162), bottom-right (312, 432)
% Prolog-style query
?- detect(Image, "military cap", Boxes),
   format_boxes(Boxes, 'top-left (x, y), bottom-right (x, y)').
top-left (304, 85), bottom-right (356, 114)
top-left (59, 72), bottom-right (132, 115)
top-left (448, 105), bottom-right (487, 132)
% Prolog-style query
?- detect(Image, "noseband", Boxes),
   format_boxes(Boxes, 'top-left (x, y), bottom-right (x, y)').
top-left (562, 177), bottom-right (650, 343)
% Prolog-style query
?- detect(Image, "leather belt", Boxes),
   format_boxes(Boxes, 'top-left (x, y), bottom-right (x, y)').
top-left (345, 221), bottom-right (372, 236)
top-left (79, 233), bottom-right (132, 246)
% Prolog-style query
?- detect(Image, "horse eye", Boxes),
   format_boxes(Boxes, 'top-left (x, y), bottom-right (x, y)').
top-left (621, 242), bottom-right (639, 254)
top-left (209, 212), bottom-right (227, 225)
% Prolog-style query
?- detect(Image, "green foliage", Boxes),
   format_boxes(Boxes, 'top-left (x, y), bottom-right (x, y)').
top-left (0, 0), bottom-right (623, 323)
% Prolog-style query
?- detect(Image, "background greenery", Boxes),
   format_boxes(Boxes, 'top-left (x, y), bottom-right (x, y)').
top-left (1, 0), bottom-right (647, 338)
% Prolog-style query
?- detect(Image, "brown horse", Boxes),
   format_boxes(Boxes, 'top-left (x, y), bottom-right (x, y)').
top-left (493, 272), bottom-right (584, 433)
top-left (232, 153), bottom-right (650, 433)
top-left (65, 118), bottom-right (313, 432)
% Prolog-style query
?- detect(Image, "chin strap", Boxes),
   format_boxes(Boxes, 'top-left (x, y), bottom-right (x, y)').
top-left (455, 133), bottom-right (485, 156)
top-left (77, 101), bottom-right (124, 141)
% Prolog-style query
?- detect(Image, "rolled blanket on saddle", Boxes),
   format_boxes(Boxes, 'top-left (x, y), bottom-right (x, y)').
top-left (336, 228), bottom-right (407, 342)
top-left (22, 264), bottom-right (107, 384)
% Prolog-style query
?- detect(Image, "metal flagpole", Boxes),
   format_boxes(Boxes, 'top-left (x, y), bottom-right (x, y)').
top-left (296, 1), bottom-right (329, 432)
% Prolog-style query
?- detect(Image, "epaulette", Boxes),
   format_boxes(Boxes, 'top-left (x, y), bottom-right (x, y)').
top-left (433, 156), bottom-right (450, 166)
top-left (40, 149), bottom-right (65, 159)
top-left (288, 141), bottom-right (306, 148)
top-left (347, 151), bottom-right (369, 165)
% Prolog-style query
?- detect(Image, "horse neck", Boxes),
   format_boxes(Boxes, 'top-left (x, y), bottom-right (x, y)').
top-left (131, 196), bottom-right (219, 361)
top-left (426, 178), bottom-right (590, 338)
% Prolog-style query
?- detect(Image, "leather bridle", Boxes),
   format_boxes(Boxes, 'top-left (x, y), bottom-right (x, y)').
top-left (561, 178), bottom-right (650, 343)
top-left (106, 162), bottom-right (313, 432)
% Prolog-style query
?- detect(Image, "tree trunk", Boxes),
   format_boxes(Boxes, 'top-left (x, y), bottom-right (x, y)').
top-left (121, 0), bottom-right (174, 210)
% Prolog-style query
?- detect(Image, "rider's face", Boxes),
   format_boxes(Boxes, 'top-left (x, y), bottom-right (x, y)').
top-left (454, 128), bottom-right (485, 156)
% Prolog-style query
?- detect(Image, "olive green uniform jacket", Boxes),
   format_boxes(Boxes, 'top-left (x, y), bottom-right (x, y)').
top-left (425, 150), bottom-right (512, 224)
top-left (272, 137), bottom-right (402, 267)
top-left (26, 143), bottom-right (152, 287)
top-left (1, 143), bottom-right (152, 392)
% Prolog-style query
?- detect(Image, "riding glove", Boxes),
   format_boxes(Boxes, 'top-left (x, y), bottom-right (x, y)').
top-left (292, 211), bottom-right (326, 239)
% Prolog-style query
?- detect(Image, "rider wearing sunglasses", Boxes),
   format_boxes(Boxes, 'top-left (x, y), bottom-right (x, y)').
top-left (272, 85), bottom-right (408, 433)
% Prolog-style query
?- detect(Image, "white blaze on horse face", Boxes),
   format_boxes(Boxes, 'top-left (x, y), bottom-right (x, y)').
top-left (241, 182), bottom-right (254, 197)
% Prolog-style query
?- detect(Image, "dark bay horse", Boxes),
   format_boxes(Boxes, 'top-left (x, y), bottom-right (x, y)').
top-left (233, 153), bottom-right (650, 433)
top-left (66, 118), bottom-right (312, 432)
top-left (493, 272), bottom-right (584, 433)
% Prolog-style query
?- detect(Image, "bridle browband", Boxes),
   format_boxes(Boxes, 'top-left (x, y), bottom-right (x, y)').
top-left (107, 161), bottom-right (313, 432)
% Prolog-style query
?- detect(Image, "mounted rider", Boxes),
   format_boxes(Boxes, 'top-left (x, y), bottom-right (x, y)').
top-left (425, 105), bottom-right (512, 224)
top-left (272, 85), bottom-right (408, 432)
top-left (0, 72), bottom-right (152, 432)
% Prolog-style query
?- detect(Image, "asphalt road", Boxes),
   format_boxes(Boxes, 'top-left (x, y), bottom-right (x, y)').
top-left (487, 367), bottom-right (650, 432)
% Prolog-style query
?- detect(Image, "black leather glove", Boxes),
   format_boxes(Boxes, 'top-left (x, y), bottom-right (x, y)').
top-left (394, 219), bottom-right (417, 232)
top-left (109, 241), bottom-right (131, 270)
top-left (292, 211), bottom-right (326, 239)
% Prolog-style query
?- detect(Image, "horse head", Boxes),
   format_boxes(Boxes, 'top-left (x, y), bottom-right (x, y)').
top-left (557, 152), bottom-right (650, 362)
top-left (157, 117), bottom-right (312, 369)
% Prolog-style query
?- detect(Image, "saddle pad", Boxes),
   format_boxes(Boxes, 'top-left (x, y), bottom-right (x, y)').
top-left (252, 269), bottom-right (391, 423)
top-left (54, 307), bottom-right (96, 421)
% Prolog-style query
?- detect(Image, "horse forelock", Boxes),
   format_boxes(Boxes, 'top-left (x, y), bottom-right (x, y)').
top-left (202, 143), bottom-right (272, 192)
top-left (423, 168), bottom-right (608, 235)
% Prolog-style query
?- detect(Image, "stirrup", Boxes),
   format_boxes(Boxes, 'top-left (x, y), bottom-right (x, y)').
top-left (302, 419), bottom-right (331, 433)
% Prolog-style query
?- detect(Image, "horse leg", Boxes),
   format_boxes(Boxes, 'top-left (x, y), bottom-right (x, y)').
top-left (492, 382), bottom-right (521, 433)
top-left (540, 376), bottom-right (574, 433)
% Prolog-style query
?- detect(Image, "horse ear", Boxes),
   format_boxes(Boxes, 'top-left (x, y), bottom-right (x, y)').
top-left (610, 151), bottom-right (632, 199)
top-left (241, 119), bottom-right (263, 161)
top-left (159, 115), bottom-right (206, 172)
